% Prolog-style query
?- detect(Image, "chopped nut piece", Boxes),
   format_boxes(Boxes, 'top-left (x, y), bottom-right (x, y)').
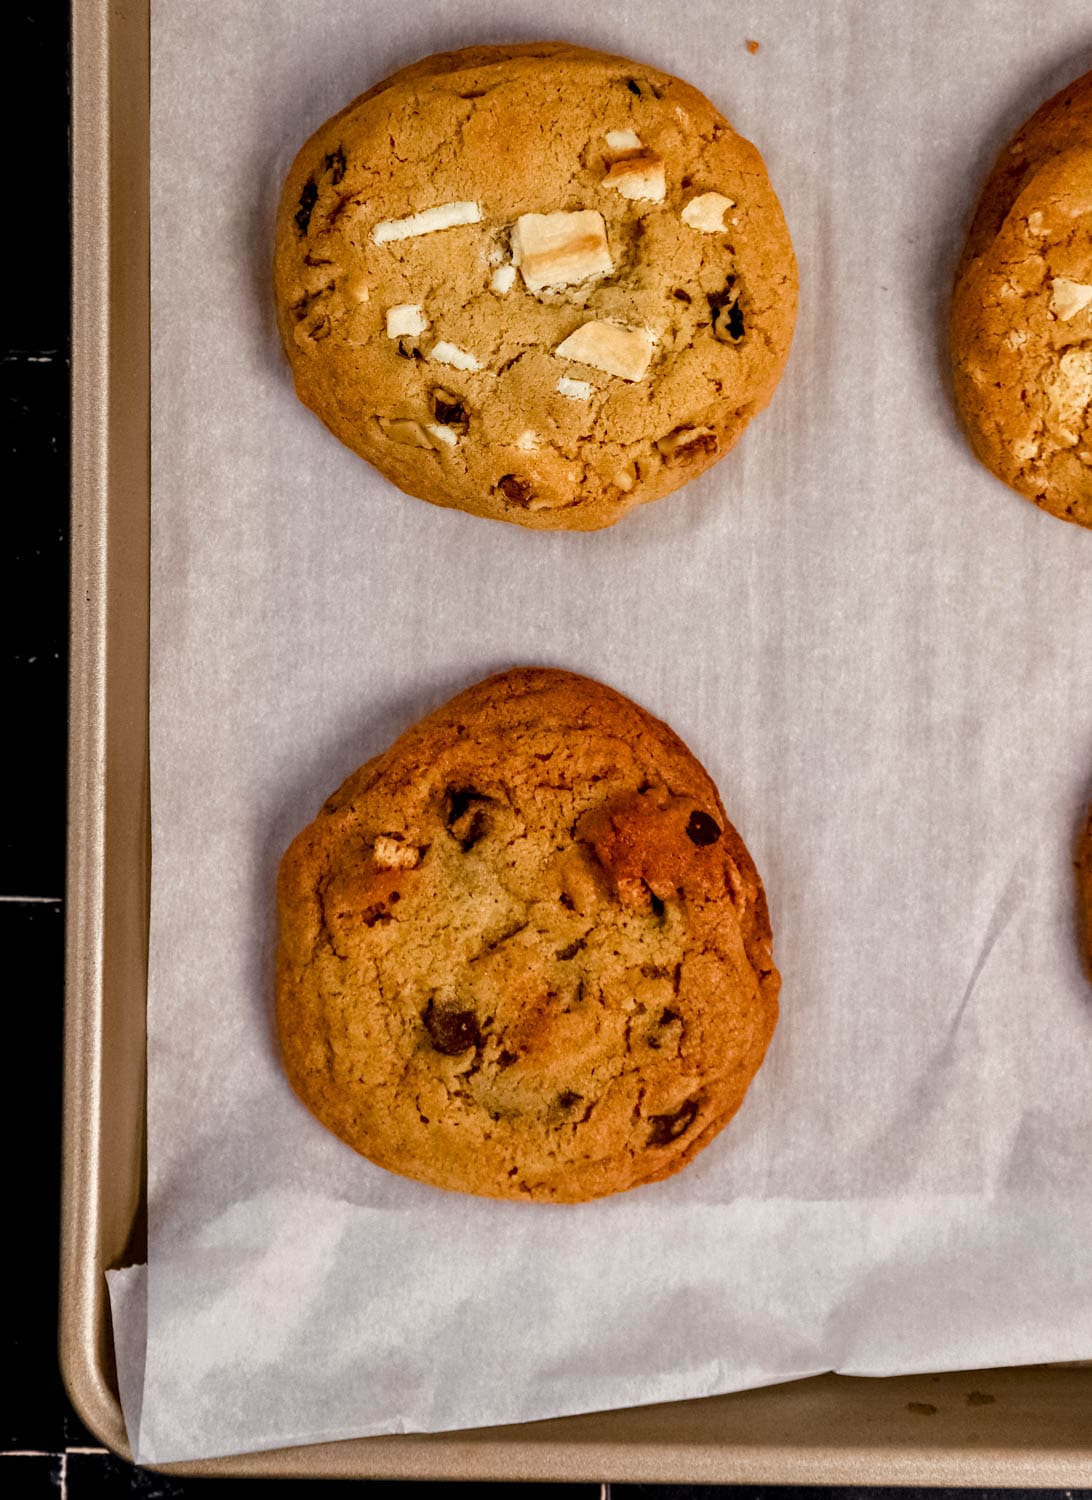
top-left (558, 846), bottom-right (605, 913)
top-left (604, 151), bottom-right (666, 202)
top-left (1050, 277), bottom-right (1092, 321)
top-left (604, 128), bottom-right (642, 152)
top-left (431, 341), bottom-right (482, 371)
top-left (612, 461), bottom-right (637, 492)
top-left (681, 192), bottom-right (736, 232)
top-left (656, 426), bottom-right (717, 460)
top-left (379, 417), bottom-right (433, 448)
top-left (343, 273), bottom-right (369, 304)
top-left (490, 263), bottom-right (516, 294)
top-left (371, 200), bottom-right (482, 243)
top-left (426, 423), bottom-right (457, 447)
top-left (511, 210), bottom-right (612, 292)
top-left (557, 376), bottom-right (593, 399)
top-left (373, 835), bottom-right (420, 869)
top-left (385, 303), bottom-right (427, 338)
top-left (555, 320), bottom-right (655, 381)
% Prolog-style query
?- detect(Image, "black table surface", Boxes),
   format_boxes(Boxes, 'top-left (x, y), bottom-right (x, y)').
top-left (2, 2), bottom-right (1086, 1496)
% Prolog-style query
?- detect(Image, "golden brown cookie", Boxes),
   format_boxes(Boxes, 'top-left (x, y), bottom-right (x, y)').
top-left (951, 71), bottom-right (1092, 528)
top-left (276, 668), bottom-right (780, 1201)
top-left (274, 43), bottom-right (797, 530)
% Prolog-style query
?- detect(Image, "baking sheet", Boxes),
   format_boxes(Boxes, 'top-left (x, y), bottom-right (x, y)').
top-left (111, 0), bottom-right (1092, 1465)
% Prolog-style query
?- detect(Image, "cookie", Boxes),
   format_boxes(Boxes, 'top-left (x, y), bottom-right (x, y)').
top-left (276, 668), bottom-right (780, 1201)
top-left (1080, 805), bottom-right (1092, 983)
top-left (274, 43), bottom-right (797, 530)
top-left (951, 71), bottom-right (1092, 528)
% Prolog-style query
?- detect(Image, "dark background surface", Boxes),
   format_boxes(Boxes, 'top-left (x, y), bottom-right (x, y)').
top-left (1, 1), bottom-right (1086, 1495)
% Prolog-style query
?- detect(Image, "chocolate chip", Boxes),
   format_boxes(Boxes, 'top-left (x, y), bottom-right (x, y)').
top-left (423, 1000), bottom-right (481, 1055)
top-left (323, 145), bottom-right (347, 184)
top-left (557, 1090), bottom-right (582, 1111)
top-left (444, 788), bottom-right (491, 849)
top-left (708, 278), bottom-right (746, 343)
top-left (497, 473), bottom-right (533, 507)
top-left (659, 1007), bottom-right (680, 1026)
top-left (672, 288), bottom-right (692, 303)
top-left (496, 1048), bottom-right (518, 1069)
top-left (720, 301), bottom-right (745, 340)
top-left (294, 178), bottom-right (318, 236)
top-left (626, 78), bottom-right (642, 95)
top-left (647, 1097), bottom-right (700, 1146)
top-left (686, 810), bottom-right (722, 846)
top-left (432, 392), bottom-right (469, 432)
top-left (556, 939), bottom-right (585, 961)
top-left (649, 891), bottom-right (666, 920)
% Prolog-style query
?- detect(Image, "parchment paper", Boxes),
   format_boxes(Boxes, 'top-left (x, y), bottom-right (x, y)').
top-left (110, 0), bottom-right (1092, 1464)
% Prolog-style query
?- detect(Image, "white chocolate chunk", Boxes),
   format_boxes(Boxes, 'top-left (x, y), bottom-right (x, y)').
top-left (1050, 277), bottom-right (1092, 321)
top-left (604, 152), bottom-right (666, 203)
top-left (373, 835), bottom-right (420, 869)
top-left (1045, 347), bottom-right (1092, 443)
top-left (557, 376), bottom-right (594, 400)
top-left (516, 430), bottom-right (539, 450)
top-left (371, 200), bottom-right (482, 244)
top-left (385, 303), bottom-right (428, 338)
top-left (426, 422), bottom-right (458, 447)
top-left (511, 210), bottom-right (612, 291)
top-left (431, 341), bottom-right (481, 371)
top-left (681, 192), bottom-right (736, 232)
top-left (490, 263), bottom-right (516, 294)
top-left (605, 129), bottom-right (642, 152)
top-left (379, 417), bottom-right (433, 448)
top-left (555, 320), bottom-right (655, 381)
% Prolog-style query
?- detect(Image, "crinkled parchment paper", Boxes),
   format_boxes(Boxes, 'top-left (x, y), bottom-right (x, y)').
top-left (109, 0), bottom-right (1092, 1463)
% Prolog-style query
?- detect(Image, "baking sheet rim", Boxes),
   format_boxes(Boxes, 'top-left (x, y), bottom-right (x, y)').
top-left (60, 0), bottom-right (1092, 1480)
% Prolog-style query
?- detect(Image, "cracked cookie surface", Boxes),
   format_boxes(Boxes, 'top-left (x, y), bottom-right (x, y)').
top-left (951, 70), bottom-right (1092, 528)
top-left (273, 42), bottom-right (797, 530)
top-left (276, 668), bottom-right (779, 1200)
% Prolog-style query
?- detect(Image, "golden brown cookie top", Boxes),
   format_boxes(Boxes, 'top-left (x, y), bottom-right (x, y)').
top-left (276, 668), bottom-right (780, 1201)
top-left (959, 70), bottom-right (1092, 271)
top-left (951, 72), bottom-right (1092, 528)
top-left (273, 43), bottom-right (796, 530)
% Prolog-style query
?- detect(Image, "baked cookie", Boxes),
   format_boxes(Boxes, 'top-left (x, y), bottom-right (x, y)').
top-left (276, 668), bottom-right (779, 1201)
top-left (274, 43), bottom-right (797, 530)
top-left (951, 71), bottom-right (1092, 527)
top-left (1079, 805), bottom-right (1092, 983)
